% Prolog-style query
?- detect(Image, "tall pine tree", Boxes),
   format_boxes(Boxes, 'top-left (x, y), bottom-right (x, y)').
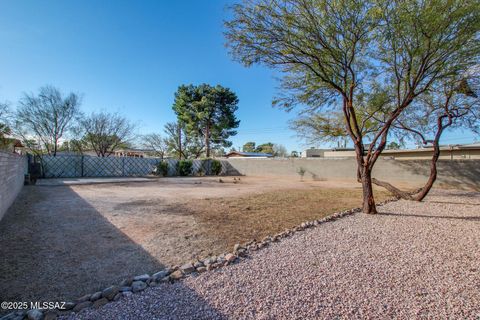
top-left (172, 84), bottom-right (240, 157)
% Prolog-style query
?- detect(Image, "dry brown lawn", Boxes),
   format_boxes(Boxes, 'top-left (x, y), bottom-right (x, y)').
top-left (189, 187), bottom-right (391, 248)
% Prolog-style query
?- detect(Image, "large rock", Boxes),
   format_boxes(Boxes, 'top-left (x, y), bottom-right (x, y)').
top-left (133, 274), bottom-right (150, 282)
top-left (76, 294), bottom-right (91, 303)
top-left (180, 263), bottom-right (195, 274)
top-left (26, 310), bottom-right (43, 320)
top-left (225, 253), bottom-right (237, 262)
top-left (131, 281), bottom-right (147, 293)
top-left (170, 270), bottom-right (183, 280)
top-left (2, 311), bottom-right (25, 320)
top-left (72, 301), bottom-right (92, 313)
top-left (152, 270), bottom-right (170, 281)
top-left (0, 313), bottom-right (17, 320)
top-left (44, 311), bottom-right (57, 320)
top-left (89, 291), bottom-right (102, 302)
top-left (102, 286), bottom-right (119, 301)
top-left (93, 298), bottom-right (109, 309)
top-left (119, 277), bottom-right (133, 286)
top-left (203, 256), bottom-right (216, 265)
top-left (62, 302), bottom-right (75, 310)
top-left (237, 248), bottom-right (247, 256)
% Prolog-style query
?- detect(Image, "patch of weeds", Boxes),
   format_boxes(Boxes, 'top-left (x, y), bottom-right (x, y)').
top-left (297, 167), bottom-right (306, 181)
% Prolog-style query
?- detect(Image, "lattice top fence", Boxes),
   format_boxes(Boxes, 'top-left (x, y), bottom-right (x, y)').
top-left (40, 155), bottom-right (237, 178)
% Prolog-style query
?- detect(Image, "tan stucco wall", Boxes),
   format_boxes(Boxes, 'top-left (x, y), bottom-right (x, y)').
top-left (380, 149), bottom-right (480, 160)
top-left (321, 149), bottom-right (480, 160)
top-left (226, 158), bottom-right (480, 191)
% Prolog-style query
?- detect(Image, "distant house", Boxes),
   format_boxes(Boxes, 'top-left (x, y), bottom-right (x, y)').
top-left (301, 148), bottom-right (356, 158)
top-left (114, 148), bottom-right (157, 158)
top-left (301, 143), bottom-right (480, 160)
top-left (379, 143), bottom-right (480, 160)
top-left (55, 148), bottom-right (159, 158)
top-left (0, 137), bottom-right (26, 155)
top-left (301, 148), bottom-right (325, 158)
top-left (225, 151), bottom-right (273, 158)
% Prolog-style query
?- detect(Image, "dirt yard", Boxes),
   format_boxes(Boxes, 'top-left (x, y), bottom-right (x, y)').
top-left (0, 176), bottom-right (391, 308)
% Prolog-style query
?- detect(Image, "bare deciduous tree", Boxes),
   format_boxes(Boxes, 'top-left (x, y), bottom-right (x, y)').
top-left (273, 143), bottom-right (288, 157)
top-left (15, 86), bottom-right (81, 156)
top-left (164, 121), bottom-right (205, 159)
top-left (142, 133), bottom-right (167, 159)
top-left (80, 111), bottom-right (136, 157)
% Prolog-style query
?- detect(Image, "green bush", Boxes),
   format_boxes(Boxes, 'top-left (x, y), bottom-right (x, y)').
top-left (211, 159), bottom-right (222, 175)
top-left (177, 160), bottom-right (193, 176)
top-left (155, 161), bottom-right (169, 177)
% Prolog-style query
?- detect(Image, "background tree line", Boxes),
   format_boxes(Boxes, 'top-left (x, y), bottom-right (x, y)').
top-left (241, 141), bottom-right (288, 157)
top-left (2, 85), bottom-right (136, 158)
top-left (1, 83), bottom-right (241, 160)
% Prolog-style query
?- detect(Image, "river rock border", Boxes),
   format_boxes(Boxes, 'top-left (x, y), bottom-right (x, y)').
top-left (1, 197), bottom-right (398, 320)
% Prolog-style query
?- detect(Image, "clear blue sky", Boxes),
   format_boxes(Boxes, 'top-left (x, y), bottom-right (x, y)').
top-left (0, 0), bottom-right (477, 152)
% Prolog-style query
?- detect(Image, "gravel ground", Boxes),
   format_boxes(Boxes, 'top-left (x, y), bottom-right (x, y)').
top-left (63, 190), bottom-right (480, 319)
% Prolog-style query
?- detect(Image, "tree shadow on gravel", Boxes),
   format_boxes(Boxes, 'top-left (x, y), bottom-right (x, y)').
top-left (378, 212), bottom-right (480, 221)
top-left (68, 282), bottom-right (228, 320)
top-left (0, 185), bottom-right (223, 318)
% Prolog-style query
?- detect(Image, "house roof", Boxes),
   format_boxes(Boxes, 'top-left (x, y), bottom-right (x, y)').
top-left (115, 148), bottom-right (156, 153)
top-left (226, 151), bottom-right (273, 157)
top-left (459, 143), bottom-right (480, 149)
top-left (381, 143), bottom-right (480, 153)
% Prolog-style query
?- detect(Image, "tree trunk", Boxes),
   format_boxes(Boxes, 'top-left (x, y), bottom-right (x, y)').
top-left (205, 123), bottom-right (211, 158)
top-left (413, 161), bottom-right (437, 201)
top-left (372, 178), bottom-right (423, 200)
top-left (178, 125), bottom-right (182, 160)
top-left (373, 115), bottom-right (450, 202)
top-left (361, 167), bottom-right (377, 214)
top-left (413, 140), bottom-right (441, 201)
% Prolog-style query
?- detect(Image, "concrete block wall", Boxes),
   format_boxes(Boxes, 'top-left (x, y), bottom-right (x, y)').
top-left (0, 151), bottom-right (27, 221)
top-left (226, 158), bottom-right (480, 190)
